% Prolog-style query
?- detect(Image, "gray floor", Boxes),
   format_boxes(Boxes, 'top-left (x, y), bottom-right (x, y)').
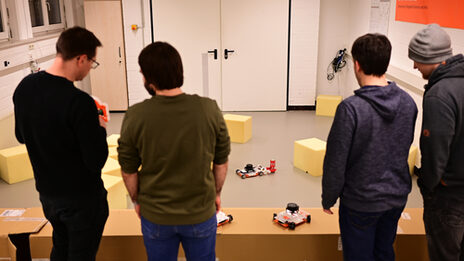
top-left (0, 111), bottom-right (423, 209)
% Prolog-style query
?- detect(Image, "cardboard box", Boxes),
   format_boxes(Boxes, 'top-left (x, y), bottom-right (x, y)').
top-left (219, 208), bottom-right (342, 260)
top-left (0, 145), bottom-right (34, 184)
top-left (223, 114), bottom-right (252, 144)
top-left (396, 208), bottom-right (428, 261)
top-left (28, 208), bottom-right (428, 261)
top-left (0, 235), bottom-right (16, 261)
top-left (102, 174), bottom-right (127, 209)
top-left (316, 95), bottom-right (343, 117)
top-left (408, 146), bottom-right (418, 175)
top-left (102, 157), bottom-right (121, 177)
top-left (30, 209), bottom-right (150, 260)
top-left (30, 209), bottom-right (222, 261)
top-left (107, 134), bottom-right (120, 147)
top-left (0, 208), bottom-right (48, 261)
top-left (293, 138), bottom-right (326, 176)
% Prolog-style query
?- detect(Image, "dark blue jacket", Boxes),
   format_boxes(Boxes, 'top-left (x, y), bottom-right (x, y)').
top-left (322, 82), bottom-right (417, 212)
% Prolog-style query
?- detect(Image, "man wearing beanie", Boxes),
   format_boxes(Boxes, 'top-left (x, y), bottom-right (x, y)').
top-left (409, 23), bottom-right (464, 261)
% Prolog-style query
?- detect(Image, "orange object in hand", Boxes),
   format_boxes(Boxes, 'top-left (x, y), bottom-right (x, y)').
top-left (92, 96), bottom-right (110, 122)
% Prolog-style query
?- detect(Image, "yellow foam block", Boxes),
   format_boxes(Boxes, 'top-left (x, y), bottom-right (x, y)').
top-left (293, 138), bottom-right (326, 177)
top-left (223, 114), bottom-right (252, 144)
top-left (316, 95), bottom-right (343, 117)
top-left (408, 145), bottom-right (418, 175)
top-left (107, 134), bottom-right (120, 147)
top-left (108, 146), bottom-right (118, 160)
top-left (102, 174), bottom-right (127, 209)
top-left (0, 145), bottom-right (34, 184)
top-left (102, 157), bottom-right (121, 177)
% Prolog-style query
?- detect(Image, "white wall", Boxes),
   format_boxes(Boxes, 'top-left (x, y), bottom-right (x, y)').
top-left (315, 0), bottom-right (464, 151)
top-left (316, 0), bottom-right (352, 99)
top-left (288, 0), bottom-right (320, 106)
top-left (385, 0), bottom-right (464, 152)
top-left (122, 0), bottom-right (152, 106)
top-left (0, 57), bottom-right (54, 149)
top-left (388, 0), bottom-right (464, 83)
top-left (316, 0), bottom-right (372, 100)
top-left (0, 37), bottom-right (57, 120)
top-left (0, 0), bottom-right (85, 149)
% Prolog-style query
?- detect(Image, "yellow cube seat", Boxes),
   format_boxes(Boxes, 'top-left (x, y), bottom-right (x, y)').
top-left (107, 134), bottom-right (120, 147)
top-left (408, 146), bottom-right (418, 175)
top-left (101, 174), bottom-right (127, 209)
top-left (223, 114), bottom-right (252, 144)
top-left (0, 145), bottom-right (34, 184)
top-left (316, 95), bottom-right (343, 117)
top-left (293, 138), bottom-right (326, 177)
top-left (108, 146), bottom-right (118, 160)
top-left (102, 157), bottom-right (121, 177)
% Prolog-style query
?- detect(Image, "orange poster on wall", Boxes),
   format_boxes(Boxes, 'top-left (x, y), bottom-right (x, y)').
top-left (396, 0), bottom-right (464, 30)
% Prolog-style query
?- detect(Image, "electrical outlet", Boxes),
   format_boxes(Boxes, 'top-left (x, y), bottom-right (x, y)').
top-left (28, 44), bottom-right (34, 50)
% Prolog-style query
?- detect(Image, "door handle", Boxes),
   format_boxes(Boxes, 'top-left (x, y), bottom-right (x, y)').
top-left (207, 49), bottom-right (218, 60)
top-left (224, 49), bottom-right (235, 60)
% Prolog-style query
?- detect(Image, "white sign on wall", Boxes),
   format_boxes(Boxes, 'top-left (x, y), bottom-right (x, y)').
top-left (369, 0), bottom-right (390, 35)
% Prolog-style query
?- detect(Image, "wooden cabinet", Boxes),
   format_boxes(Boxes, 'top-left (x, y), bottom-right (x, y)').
top-left (84, 0), bottom-right (128, 111)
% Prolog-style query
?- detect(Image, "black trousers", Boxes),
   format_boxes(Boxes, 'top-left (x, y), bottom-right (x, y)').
top-left (39, 190), bottom-right (109, 261)
top-left (423, 191), bottom-right (464, 261)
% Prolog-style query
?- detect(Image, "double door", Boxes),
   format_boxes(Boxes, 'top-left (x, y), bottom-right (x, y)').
top-left (152, 0), bottom-right (288, 111)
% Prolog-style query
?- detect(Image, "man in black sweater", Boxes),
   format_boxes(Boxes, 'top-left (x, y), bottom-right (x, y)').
top-left (409, 24), bottom-right (464, 261)
top-left (322, 34), bottom-right (417, 261)
top-left (13, 27), bottom-right (109, 261)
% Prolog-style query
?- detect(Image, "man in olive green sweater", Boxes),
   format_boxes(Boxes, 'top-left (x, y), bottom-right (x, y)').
top-left (117, 42), bottom-right (230, 261)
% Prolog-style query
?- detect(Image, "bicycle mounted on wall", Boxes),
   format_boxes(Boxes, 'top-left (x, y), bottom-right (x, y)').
top-left (327, 48), bottom-right (347, 81)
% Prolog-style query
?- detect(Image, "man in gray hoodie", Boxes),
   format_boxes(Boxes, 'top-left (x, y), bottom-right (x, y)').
top-left (322, 34), bottom-right (417, 261)
top-left (409, 24), bottom-right (464, 261)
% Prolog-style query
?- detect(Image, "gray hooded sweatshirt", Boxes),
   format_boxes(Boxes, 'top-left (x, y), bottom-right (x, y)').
top-left (322, 82), bottom-right (418, 212)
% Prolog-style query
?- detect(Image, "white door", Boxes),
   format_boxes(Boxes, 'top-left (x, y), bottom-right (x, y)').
top-left (221, 0), bottom-right (289, 111)
top-left (151, 0), bottom-right (222, 107)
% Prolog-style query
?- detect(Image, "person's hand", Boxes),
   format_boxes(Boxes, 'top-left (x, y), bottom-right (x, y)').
top-left (323, 208), bottom-right (333, 215)
top-left (99, 116), bottom-right (107, 129)
top-left (215, 195), bottom-right (221, 213)
top-left (134, 202), bottom-right (141, 218)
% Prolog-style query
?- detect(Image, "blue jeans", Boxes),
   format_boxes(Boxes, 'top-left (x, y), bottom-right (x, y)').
top-left (339, 204), bottom-right (404, 261)
top-left (141, 214), bottom-right (217, 261)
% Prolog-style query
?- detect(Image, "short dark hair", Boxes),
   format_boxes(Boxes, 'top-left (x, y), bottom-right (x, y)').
top-left (138, 42), bottom-right (184, 90)
top-left (351, 34), bottom-right (391, 76)
top-left (56, 27), bottom-right (102, 61)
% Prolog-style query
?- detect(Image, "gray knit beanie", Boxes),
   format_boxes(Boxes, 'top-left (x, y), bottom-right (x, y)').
top-left (408, 24), bottom-right (452, 64)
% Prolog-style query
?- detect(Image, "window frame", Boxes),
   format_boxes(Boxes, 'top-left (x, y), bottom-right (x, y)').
top-left (31, 0), bottom-right (65, 34)
top-left (0, 0), bottom-right (9, 40)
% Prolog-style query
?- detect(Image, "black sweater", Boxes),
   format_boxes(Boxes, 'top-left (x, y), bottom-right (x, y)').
top-left (419, 54), bottom-right (464, 196)
top-left (13, 71), bottom-right (108, 198)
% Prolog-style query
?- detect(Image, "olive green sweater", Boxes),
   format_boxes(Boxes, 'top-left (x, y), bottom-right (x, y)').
top-left (118, 94), bottom-right (230, 225)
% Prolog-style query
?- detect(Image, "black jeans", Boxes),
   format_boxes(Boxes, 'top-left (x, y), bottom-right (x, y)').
top-left (39, 190), bottom-right (109, 261)
top-left (423, 191), bottom-right (464, 261)
top-left (339, 203), bottom-right (404, 261)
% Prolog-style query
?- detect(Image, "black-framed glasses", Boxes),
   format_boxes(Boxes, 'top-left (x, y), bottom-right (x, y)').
top-left (89, 58), bottom-right (100, 69)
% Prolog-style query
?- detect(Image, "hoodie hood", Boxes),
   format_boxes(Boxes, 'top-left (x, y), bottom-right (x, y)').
top-left (427, 54), bottom-right (464, 90)
top-left (354, 82), bottom-right (401, 121)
